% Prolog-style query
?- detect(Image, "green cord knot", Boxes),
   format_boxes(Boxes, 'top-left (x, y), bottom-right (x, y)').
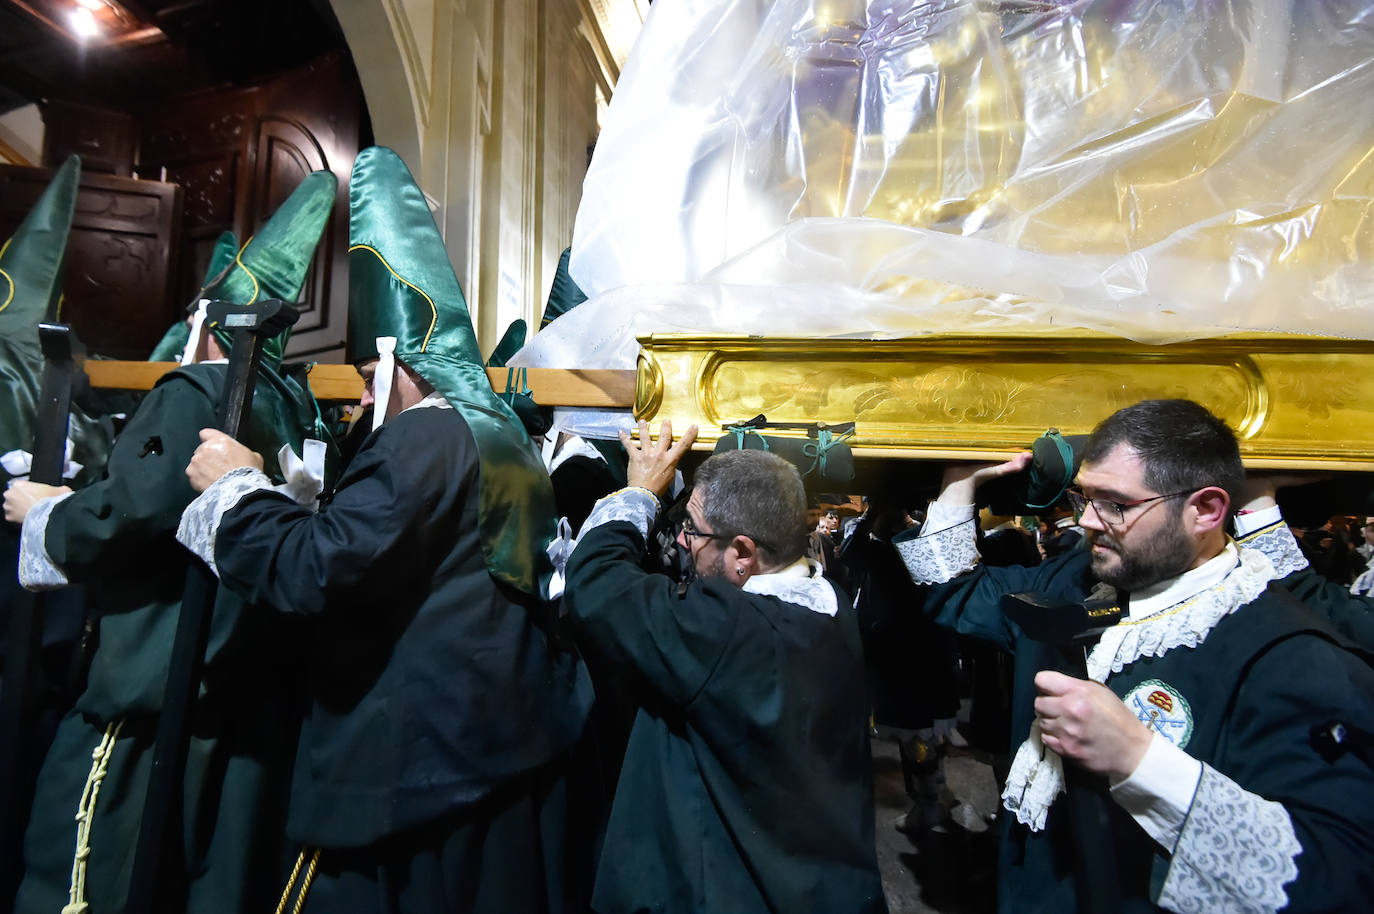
top-left (731, 426), bottom-right (768, 451)
top-left (801, 426), bottom-right (854, 478)
top-left (502, 366), bottom-right (532, 406)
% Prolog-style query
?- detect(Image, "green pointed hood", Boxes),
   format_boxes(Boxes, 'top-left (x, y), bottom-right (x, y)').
top-left (0, 155), bottom-right (110, 479)
top-left (541, 247), bottom-right (587, 328)
top-left (486, 319), bottom-right (527, 368)
top-left (347, 146), bottom-right (555, 596)
top-left (148, 230), bottom-right (241, 361)
top-left (201, 171), bottom-right (337, 368)
top-left (0, 155), bottom-right (78, 331)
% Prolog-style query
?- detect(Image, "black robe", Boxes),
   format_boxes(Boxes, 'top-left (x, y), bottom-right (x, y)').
top-left (898, 538), bottom-right (1374, 913)
top-left (209, 405), bottom-right (594, 911)
top-left (16, 363), bottom-right (315, 914)
top-left (564, 516), bottom-right (887, 914)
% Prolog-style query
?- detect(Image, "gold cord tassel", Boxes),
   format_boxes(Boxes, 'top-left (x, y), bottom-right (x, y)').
top-left (63, 718), bottom-right (125, 914)
top-left (274, 846), bottom-right (321, 914)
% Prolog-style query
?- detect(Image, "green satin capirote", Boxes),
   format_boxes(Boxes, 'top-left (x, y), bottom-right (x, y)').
top-left (0, 155), bottom-right (110, 477)
top-left (345, 147), bottom-right (555, 597)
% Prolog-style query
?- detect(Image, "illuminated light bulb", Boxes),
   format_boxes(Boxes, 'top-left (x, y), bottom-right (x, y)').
top-left (71, 7), bottom-right (99, 38)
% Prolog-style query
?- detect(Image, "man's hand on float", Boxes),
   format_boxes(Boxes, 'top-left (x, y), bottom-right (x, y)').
top-left (1033, 670), bottom-right (1152, 782)
top-left (186, 429), bottom-right (264, 493)
top-left (3, 480), bottom-right (73, 524)
top-left (621, 419), bottom-right (698, 499)
top-left (936, 452), bottom-right (1032, 507)
top-left (1235, 471), bottom-right (1333, 514)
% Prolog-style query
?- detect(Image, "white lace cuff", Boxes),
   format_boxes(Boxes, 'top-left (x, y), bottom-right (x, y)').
top-left (17, 491), bottom-right (74, 591)
top-left (578, 487), bottom-right (660, 543)
top-left (176, 466), bottom-right (274, 576)
top-left (1157, 763), bottom-right (1301, 914)
top-left (896, 504), bottom-right (979, 585)
top-left (1000, 719), bottom-right (1065, 831)
top-left (1110, 732), bottom-right (1202, 853)
top-left (1236, 517), bottom-right (1308, 579)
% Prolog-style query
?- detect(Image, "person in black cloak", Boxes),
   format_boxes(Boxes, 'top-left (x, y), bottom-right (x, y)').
top-left (178, 147), bottom-right (594, 914)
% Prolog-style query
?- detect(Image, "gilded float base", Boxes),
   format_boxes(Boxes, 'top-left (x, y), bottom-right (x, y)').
top-left (635, 333), bottom-right (1374, 470)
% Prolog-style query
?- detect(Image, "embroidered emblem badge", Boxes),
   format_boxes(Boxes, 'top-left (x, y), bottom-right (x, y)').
top-left (1124, 679), bottom-right (1193, 749)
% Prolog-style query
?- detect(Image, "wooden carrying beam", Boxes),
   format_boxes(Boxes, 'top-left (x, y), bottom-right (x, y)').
top-left (82, 361), bottom-right (636, 409)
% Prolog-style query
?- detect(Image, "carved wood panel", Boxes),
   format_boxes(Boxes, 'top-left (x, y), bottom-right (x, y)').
top-left (0, 165), bottom-right (181, 359)
top-left (136, 53), bottom-right (361, 361)
top-left (40, 100), bottom-right (137, 177)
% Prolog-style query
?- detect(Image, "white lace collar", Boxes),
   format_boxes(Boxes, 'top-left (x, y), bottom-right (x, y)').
top-left (401, 391), bottom-right (452, 413)
top-left (1128, 542), bottom-right (1240, 620)
top-left (1087, 545), bottom-right (1279, 681)
top-left (1003, 545), bottom-right (1283, 832)
top-left (743, 557), bottom-right (838, 616)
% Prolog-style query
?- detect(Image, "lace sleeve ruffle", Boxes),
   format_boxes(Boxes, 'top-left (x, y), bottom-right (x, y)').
top-left (894, 518), bottom-right (979, 584)
top-left (176, 466), bottom-right (274, 576)
top-left (1236, 521), bottom-right (1308, 579)
top-left (578, 487), bottom-right (660, 543)
top-left (18, 491), bottom-right (74, 591)
top-left (1157, 763), bottom-right (1300, 914)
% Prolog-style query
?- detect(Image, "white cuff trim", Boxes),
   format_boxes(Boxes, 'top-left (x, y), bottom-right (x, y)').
top-left (578, 487), bottom-right (660, 543)
top-left (1233, 505), bottom-right (1282, 538)
top-left (1235, 509), bottom-right (1308, 579)
top-left (1110, 732), bottom-right (1202, 853)
top-left (896, 504), bottom-right (978, 585)
top-left (1158, 763), bottom-right (1300, 914)
top-left (176, 466), bottom-right (273, 576)
top-left (18, 491), bottom-right (74, 590)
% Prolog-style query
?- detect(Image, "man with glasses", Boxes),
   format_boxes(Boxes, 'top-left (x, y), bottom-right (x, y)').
top-left (897, 398), bottom-right (1374, 913)
top-left (562, 421), bottom-right (887, 914)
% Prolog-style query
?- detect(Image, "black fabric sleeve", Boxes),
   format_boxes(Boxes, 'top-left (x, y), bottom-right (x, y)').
top-left (214, 410), bottom-right (472, 617)
top-left (46, 378), bottom-right (214, 577)
top-left (563, 520), bottom-right (738, 708)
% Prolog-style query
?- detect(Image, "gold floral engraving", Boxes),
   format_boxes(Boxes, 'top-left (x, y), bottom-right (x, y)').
top-left (636, 334), bottom-right (1374, 468)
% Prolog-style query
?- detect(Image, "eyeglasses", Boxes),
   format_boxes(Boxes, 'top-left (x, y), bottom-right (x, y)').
top-left (680, 517), bottom-right (734, 545)
top-left (1065, 488), bottom-right (1197, 526)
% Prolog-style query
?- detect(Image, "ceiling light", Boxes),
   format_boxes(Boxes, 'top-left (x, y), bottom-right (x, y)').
top-left (70, 7), bottom-right (99, 38)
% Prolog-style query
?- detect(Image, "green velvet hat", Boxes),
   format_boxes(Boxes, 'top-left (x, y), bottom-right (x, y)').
top-left (0, 155), bottom-right (109, 478)
top-left (198, 171), bottom-right (337, 368)
top-left (347, 146), bottom-right (556, 596)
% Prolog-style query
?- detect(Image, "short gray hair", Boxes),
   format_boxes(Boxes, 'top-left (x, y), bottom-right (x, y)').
top-left (692, 450), bottom-right (809, 566)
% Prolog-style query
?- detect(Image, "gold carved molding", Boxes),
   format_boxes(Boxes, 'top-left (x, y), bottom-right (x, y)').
top-left (635, 333), bottom-right (1374, 469)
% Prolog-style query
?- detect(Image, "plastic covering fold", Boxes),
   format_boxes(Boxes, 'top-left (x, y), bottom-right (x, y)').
top-left (515, 0), bottom-right (1374, 370)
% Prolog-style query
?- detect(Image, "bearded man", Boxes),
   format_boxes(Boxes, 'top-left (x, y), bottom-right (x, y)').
top-left (562, 422), bottom-right (887, 914)
top-left (897, 398), bottom-right (1374, 913)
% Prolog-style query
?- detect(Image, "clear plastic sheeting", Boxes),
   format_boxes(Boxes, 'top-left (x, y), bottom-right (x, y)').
top-left (516, 0), bottom-right (1374, 370)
